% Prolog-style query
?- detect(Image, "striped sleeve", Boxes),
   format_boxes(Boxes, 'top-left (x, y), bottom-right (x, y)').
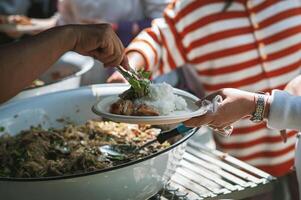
top-left (126, 1), bottom-right (187, 77)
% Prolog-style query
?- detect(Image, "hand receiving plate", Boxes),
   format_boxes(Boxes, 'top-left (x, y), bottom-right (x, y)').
top-left (92, 88), bottom-right (233, 136)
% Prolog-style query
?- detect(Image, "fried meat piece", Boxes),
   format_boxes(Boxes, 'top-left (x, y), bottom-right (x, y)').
top-left (110, 99), bottom-right (134, 115)
top-left (110, 99), bottom-right (159, 116)
top-left (134, 104), bottom-right (159, 116)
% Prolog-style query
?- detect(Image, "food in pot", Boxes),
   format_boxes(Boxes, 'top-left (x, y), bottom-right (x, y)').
top-left (0, 120), bottom-right (169, 178)
top-left (111, 83), bottom-right (188, 116)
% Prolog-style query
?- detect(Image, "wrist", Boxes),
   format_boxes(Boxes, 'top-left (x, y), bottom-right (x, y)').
top-left (36, 25), bottom-right (77, 55)
top-left (250, 92), bottom-right (270, 123)
top-left (243, 92), bottom-right (257, 117)
top-left (263, 95), bottom-right (271, 119)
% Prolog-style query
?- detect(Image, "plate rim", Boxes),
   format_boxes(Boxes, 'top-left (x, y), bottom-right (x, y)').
top-left (92, 88), bottom-right (206, 124)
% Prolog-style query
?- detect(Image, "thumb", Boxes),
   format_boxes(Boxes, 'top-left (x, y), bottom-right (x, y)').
top-left (184, 113), bottom-right (213, 127)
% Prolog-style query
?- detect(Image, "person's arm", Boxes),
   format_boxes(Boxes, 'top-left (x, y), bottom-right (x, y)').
top-left (0, 24), bottom-right (127, 103)
top-left (267, 90), bottom-right (301, 130)
top-left (184, 88), bottom-right (256, 129)
top-left (184, 88), bottom-right (301, 132)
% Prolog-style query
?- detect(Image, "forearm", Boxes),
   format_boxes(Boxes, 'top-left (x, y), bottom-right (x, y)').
top-left (0, 25), bottom-right (75, 103)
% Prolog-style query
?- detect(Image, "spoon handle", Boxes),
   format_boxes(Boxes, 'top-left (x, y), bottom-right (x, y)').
top-left (157, 124), bottom-right (192, 144)
top-left (137, 124), bottom-right (192, 151)
top-left (116, 65), bottom-right (132, 81)
top-left (116, 65), bottom-right (140, 81)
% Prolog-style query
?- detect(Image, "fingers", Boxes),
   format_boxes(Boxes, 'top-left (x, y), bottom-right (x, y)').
top-left (209, 125), bottom-right (233, 136)
top-left (186, 91), bottom-right (224, 127)
top-left (91, 40), bottom-right (124, 67)
top-left (195, 90), bottom-right (224, 106)
top-left (97, 42), bottom-right (114, 61)
top-left (77, 24), bottom-right (125, 67)
top-left (101, 39), bottom-right (124, 67)
top-left (184, 114), bottom-right (213, 127)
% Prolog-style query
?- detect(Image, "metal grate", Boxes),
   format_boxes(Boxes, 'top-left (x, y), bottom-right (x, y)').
top-left (151, 136), bottom-right (276, 200)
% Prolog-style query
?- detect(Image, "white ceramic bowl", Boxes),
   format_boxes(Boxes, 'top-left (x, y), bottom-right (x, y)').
top-left (10, 52), bottom-right (94, 102)
top-left (0, 84), bottom-right (197, 200)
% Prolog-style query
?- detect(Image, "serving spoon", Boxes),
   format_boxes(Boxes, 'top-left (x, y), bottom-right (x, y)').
top-left (99, 124), bottom-right (194, 160)
top-left (116, 65), bottom-right (140, 81)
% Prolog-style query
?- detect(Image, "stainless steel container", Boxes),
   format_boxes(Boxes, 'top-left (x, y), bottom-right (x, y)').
top-left (0, 84), bottom-right (198, 200)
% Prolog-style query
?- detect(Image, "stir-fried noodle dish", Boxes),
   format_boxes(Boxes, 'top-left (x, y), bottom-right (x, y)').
top-left (0, 120), bottom-right (169, 178)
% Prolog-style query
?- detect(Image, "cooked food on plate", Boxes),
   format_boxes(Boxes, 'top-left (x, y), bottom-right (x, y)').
top-left (0, 120), bottom-right (169, 178)
top-left (110, 69), bottom-right (187, 116)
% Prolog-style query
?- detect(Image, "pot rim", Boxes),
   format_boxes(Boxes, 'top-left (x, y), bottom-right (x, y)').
top-left (0, 127), bottom-right (198, 182)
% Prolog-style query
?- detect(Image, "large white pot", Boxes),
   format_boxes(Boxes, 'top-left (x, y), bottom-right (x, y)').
top-left (10, 51), bottom-right (94, 102)
top-left (0, 84), bottom-right (197, 200)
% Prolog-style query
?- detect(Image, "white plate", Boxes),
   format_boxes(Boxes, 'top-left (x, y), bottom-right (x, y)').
top-left (92, 89), bottom-right (207, 125)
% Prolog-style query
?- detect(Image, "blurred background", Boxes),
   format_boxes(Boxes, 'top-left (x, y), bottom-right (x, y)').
top-left (0, 0), bottom-right (193, 92)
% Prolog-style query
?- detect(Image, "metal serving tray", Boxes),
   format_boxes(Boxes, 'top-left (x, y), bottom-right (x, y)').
top-left (151, 132), bottom-right (275, 200)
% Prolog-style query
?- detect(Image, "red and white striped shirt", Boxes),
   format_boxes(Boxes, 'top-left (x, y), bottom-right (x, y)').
top-left (127, 0), bottom-right (301, 176)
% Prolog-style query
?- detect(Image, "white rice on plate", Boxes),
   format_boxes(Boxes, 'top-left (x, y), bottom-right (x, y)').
top-left (135, 83), bottom-right (187, 115)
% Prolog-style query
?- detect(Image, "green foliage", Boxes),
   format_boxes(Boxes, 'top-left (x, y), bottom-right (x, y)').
top-left (139, 70), bottom-right (151, 79)
top-left (127, 70), bottom-right (151, 98)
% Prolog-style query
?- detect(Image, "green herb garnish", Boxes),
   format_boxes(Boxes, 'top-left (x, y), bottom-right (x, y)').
top-left (119, 69), bottom-right (151, 100)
